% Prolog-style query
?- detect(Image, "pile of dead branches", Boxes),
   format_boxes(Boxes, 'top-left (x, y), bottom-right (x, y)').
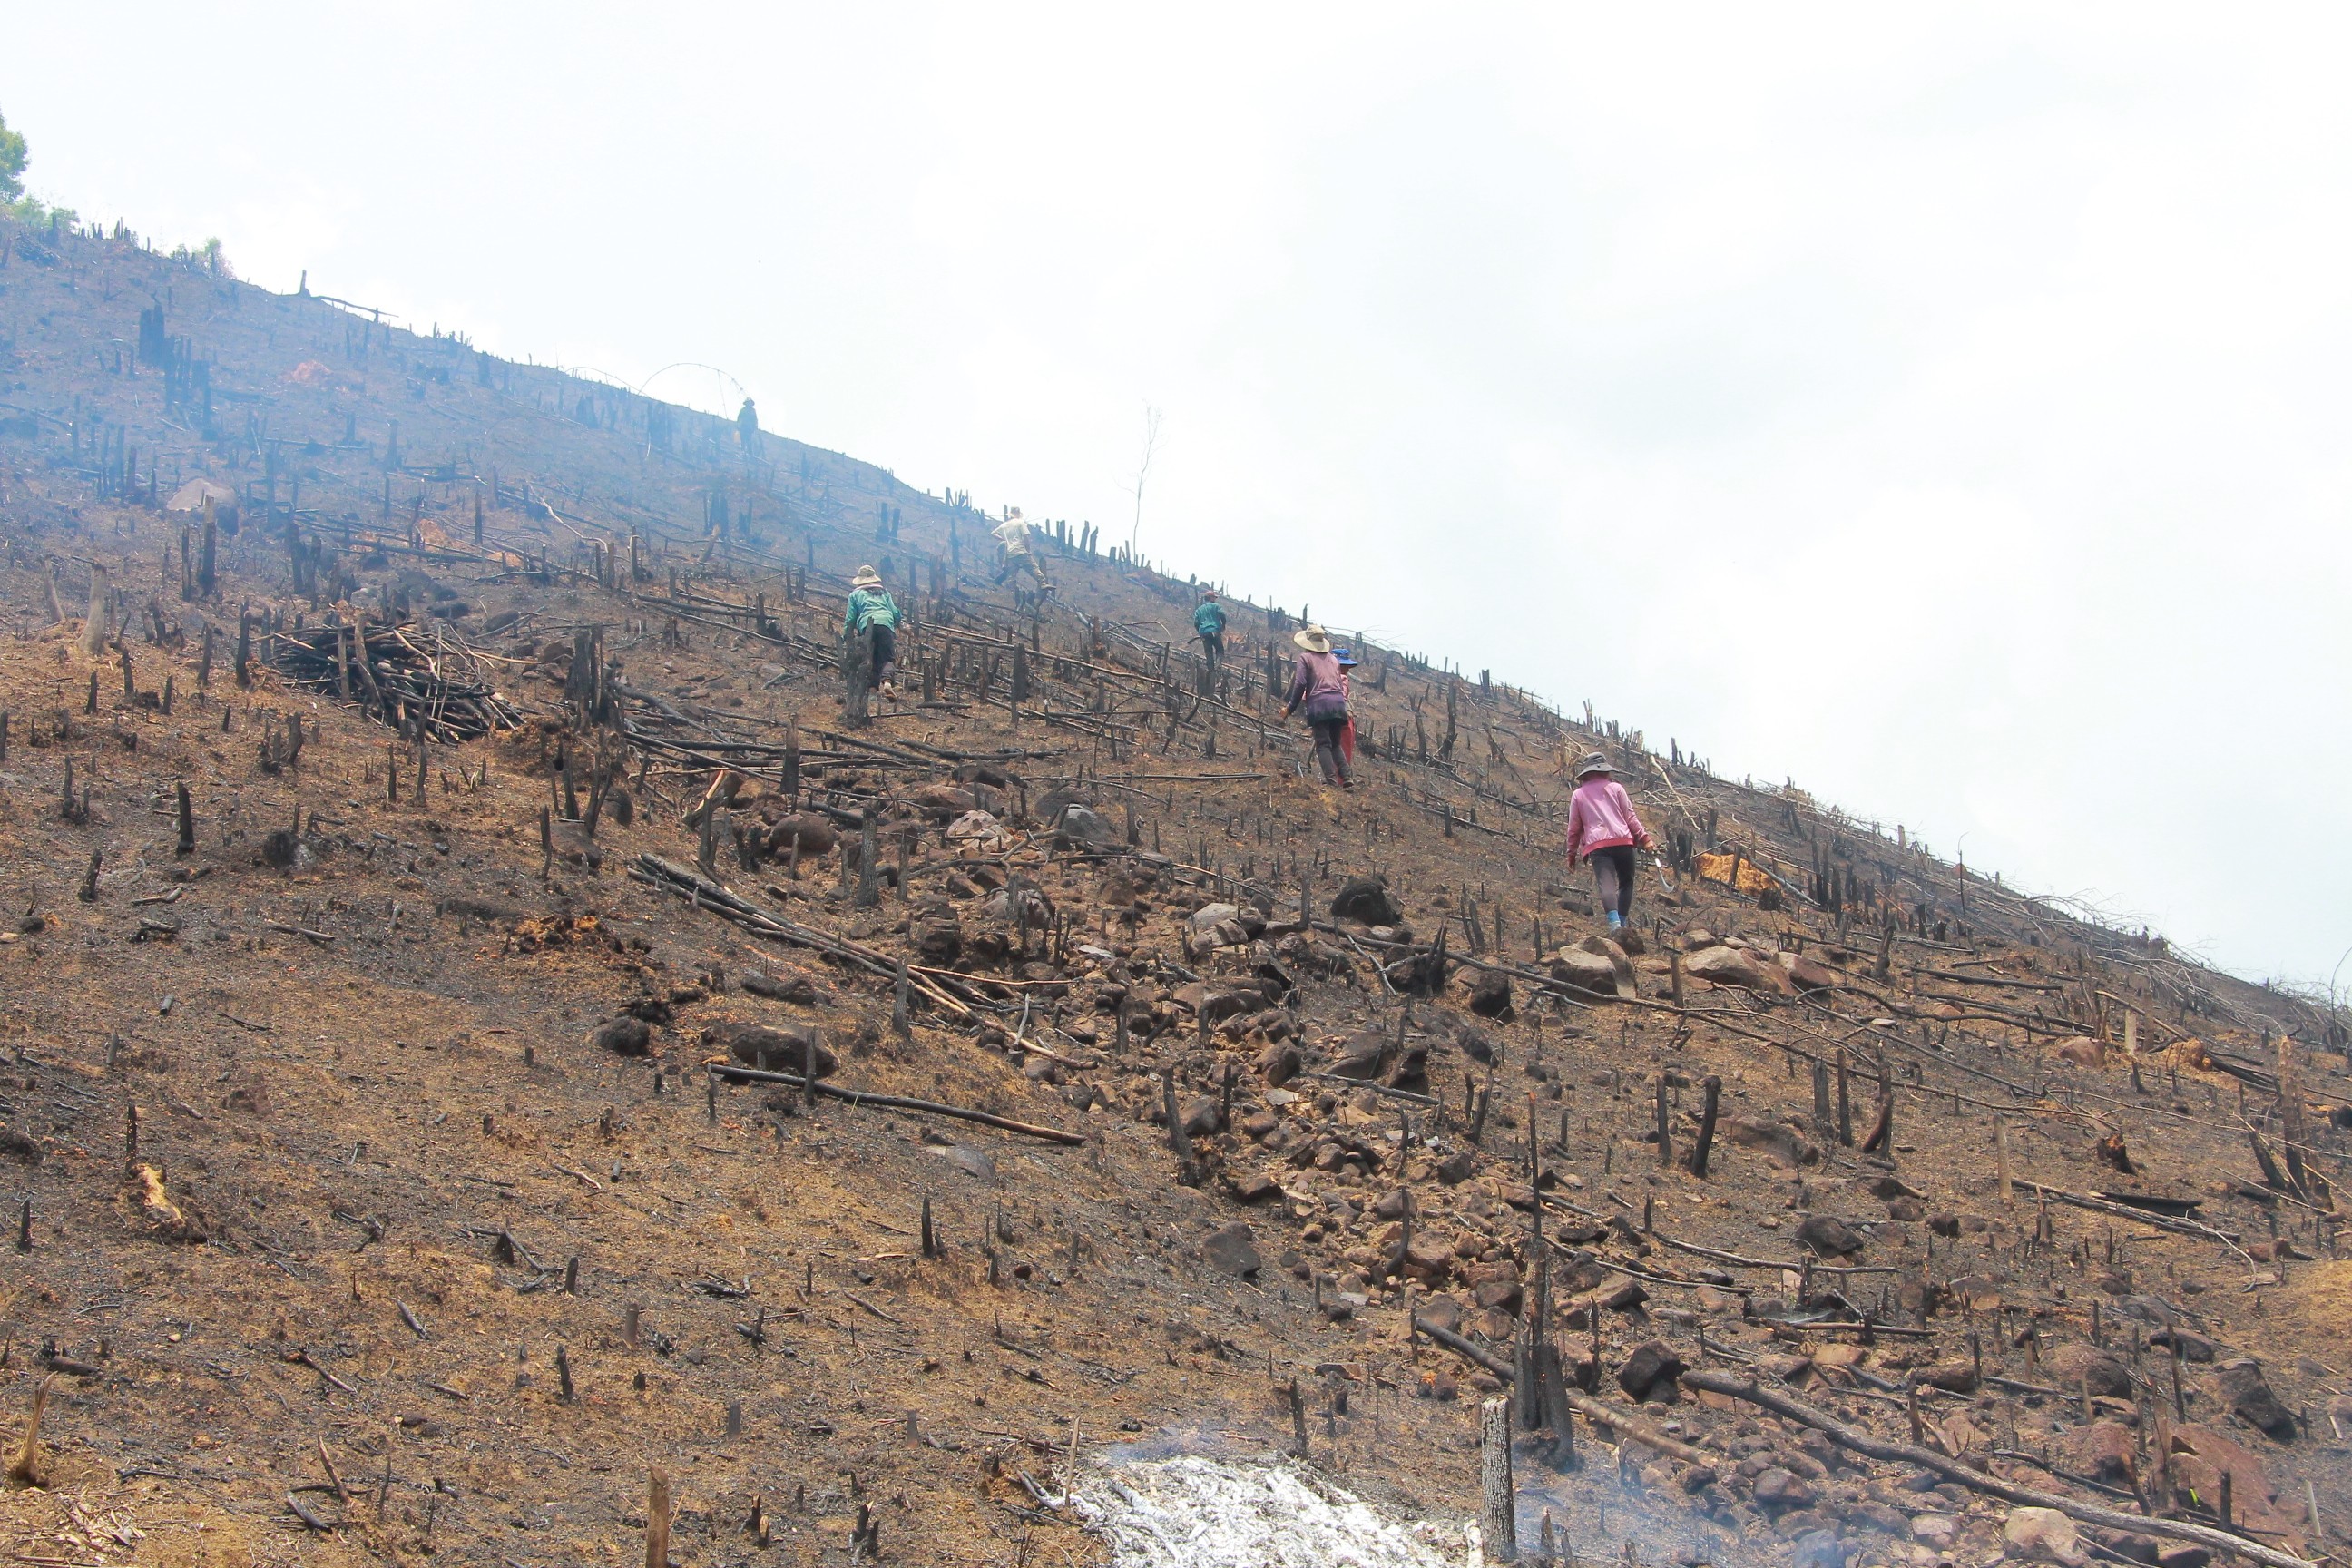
top-left (264, 618), bottom-right (523, 741)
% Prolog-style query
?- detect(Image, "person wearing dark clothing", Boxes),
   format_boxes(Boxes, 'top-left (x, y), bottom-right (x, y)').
top-left (737, 397), bottom-right (760, 452)
top-left (844, 565), bottom-right (902, 692)
top-left (1193, 591), bottom-right (1227, 671)
top-left (1282, 624), bottom-right (1352, 789)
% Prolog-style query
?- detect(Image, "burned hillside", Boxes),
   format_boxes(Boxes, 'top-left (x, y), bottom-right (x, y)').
top-left (0, 214), bottom-right (2345, 1568)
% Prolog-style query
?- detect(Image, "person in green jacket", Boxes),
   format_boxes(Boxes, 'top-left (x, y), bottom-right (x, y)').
top-left (845, 564), bottom-right (902, 694)
top-left (1193, 590), bottom-right (1227, 673)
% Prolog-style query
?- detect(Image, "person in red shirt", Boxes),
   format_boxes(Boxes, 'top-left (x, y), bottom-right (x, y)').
top-left (1564, 752), bottom-right (1653, 934)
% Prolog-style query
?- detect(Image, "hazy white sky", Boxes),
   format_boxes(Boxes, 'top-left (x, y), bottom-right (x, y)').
top-left (7, 5), bottom-right (2347, 988)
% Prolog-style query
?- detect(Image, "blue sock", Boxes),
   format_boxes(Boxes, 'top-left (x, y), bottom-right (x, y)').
top-left (1606, 910), bottom-right (1623, 930)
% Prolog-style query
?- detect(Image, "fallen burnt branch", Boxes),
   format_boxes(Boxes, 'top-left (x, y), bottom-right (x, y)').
top-left (631, 855), bottom-right (991, 1017)
top-left (706, 1063), bottom-right (1085, 1145)
top-left (1680, 1370), bottom-right (2316, 1568)
top-left (266, 619), bottom-right (522, 741)
top-left (1410, 1316), bottom-right (1715, 1468)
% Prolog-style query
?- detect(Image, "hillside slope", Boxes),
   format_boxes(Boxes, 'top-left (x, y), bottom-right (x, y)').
top-left (0, 214), bottom-right (2344, 1568)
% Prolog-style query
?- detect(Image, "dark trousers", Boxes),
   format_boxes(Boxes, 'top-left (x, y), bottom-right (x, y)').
top-left (1308, 712), bottom-right (1349, 785)
top-left (1591, 844), bottom-right (1637, 919)
top-left (1199, 630), bottom-right (1223, 671)
top-left (866, 624), bottom-right (897, 689)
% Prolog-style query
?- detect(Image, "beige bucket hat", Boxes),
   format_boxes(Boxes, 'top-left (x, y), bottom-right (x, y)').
top-left (1292, 624), bottom-right (1333, 654)
top-left (851, 565), bottom-right (884, 589)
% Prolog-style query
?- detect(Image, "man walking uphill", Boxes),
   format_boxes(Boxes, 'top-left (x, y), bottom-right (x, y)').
top-left (1564, 753), bottom-right (1652, 935)
top-left (845, 565), bottom-right (902, 695)
top-left (1193, 590), bottom-right (1226, 673)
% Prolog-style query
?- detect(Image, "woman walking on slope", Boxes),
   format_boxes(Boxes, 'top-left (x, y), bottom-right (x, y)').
top-left (1282, 624), bottom-right (1352, 789)
top-left (845, 565), bottom-right (902, 694)
top-left (1565, 751), bottom-right (1652, 934)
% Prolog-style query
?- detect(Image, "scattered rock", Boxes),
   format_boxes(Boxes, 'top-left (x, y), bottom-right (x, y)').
top-left (1797, 1213), bottom-right (1866, 1257)
top-left (2046, 1343), bottom-right (2133, 1399)
top-left (1225, 1172), bottom-right (1281, 1204)
top-left (907, 782), bottom-right (977, 818)
top-left (590, 1016), bottom-right (652, 1055)
top-left (1465, 970), bottom-right (1513, 1019)
top-left (1054, 806), bottom-right (1121, 850)
top-left (1325, 1032), bottom-right (1391, 1081)
top-left (1180, 1095), bottom-right (1224, 1137)
top-left (2067, 1420), bottom-right (2138, 1485)
top-left (1723, 1117), bottom-right (1821, 1168)
top-left (2004, 1507), bottom-right (2086, 1566)
top-left (1682, 945), bottom-right (1765, 986)
top-left (1615, 1338), bottom-right (1687, 1401)
top-left (1790, 1531), bottom-right (1846, 1568)
top-left (943, 809), bottom-right (1009, 854)
top-left (703, 1021), bottom-right (836, 1078)
top-left (1329, 876), bottom-right (1403, 926)
top-left (2214, 1359), bottom-right (2297, 1440)
top-left (1199, 1221), bottom-right (1261, 1277)
top-left (0, 1129), bottom-right (43, 1165)
top-left (1254, 1041), bottom-right (1303, 1086)
top-left (1912, 1514), bottom-right (1962, 1550)
top-left (740, 971), bottom-right (822, 1004)
top-left (1548, 946), bottom-right (1628, 999)
top-left (763, 813), bottom-right (839, 858)
top-left (1416, 1294), bottom-right (1462, 1334)
top-left (931, 1144), bottom-right (996, 1181)
top-left (1915, 1360), bottom-right (1981, 1394)
top-left (1573, 935), bottom-right (1636, 989)
top-left (1752, 1467), bottom-right (1818, 1513)
top-left (1783, 953), bottom-right (1841, 992)
top-left (909, 917), bottom-right (965, 965)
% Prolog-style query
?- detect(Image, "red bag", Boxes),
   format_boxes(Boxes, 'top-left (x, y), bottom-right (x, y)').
top-left (1340, 718), bottom-right (1357, 764)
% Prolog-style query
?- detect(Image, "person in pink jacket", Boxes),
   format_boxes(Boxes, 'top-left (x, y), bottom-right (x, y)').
top-left (1564, 752), bottom-right (1652, 934)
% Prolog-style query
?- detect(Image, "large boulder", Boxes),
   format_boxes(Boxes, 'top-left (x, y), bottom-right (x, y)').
top-left (703, 1021), bottom-right (837, 1078)
top-left (1549, 946), bottom-right (1628, 999)
top-left (1682, 946), bottom-right (1765, 987)
top-left (1329, 876), bottom-right (1403, 926)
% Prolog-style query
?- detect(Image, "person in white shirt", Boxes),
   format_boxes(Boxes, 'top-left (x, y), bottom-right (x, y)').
top-left (993, 509), bottom-right (1047, 587)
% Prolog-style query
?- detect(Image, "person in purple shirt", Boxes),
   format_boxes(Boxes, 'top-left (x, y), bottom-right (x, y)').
top-left (1282, 624), bottom-right (1352, 789)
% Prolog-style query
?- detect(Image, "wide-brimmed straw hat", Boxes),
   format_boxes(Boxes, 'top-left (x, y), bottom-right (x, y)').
top-left (1292, 624), bottom-right (1333, 654)
top-left (1573, 751), bottom-right (1616, 779)
top-left (851, 565), bottom-right (883, 589)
